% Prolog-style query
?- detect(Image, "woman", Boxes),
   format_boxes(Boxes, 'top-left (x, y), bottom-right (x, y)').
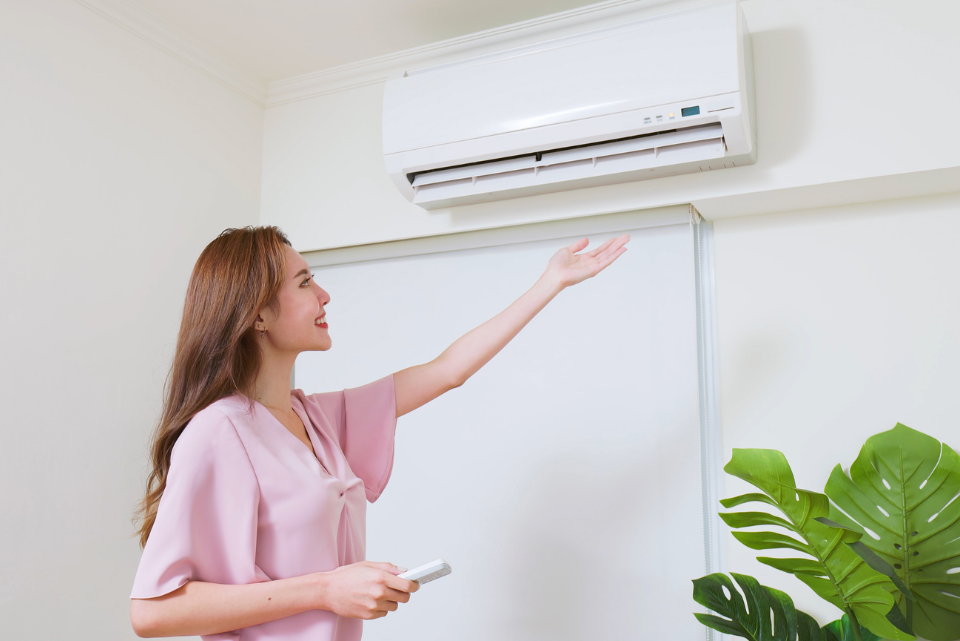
top-left (130, 225), bottom-right (629, 639)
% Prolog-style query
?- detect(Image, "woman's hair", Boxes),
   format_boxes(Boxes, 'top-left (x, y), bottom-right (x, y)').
top-left (134, 226), bottom-right (293, 548)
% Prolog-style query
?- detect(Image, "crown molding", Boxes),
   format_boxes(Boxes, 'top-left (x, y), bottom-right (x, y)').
top-left (265, 0), bottom-right (706, 108)
top-left (72, 0), bottom-right (711, 110)
top-left (73, 0), bottom-right (268, 106)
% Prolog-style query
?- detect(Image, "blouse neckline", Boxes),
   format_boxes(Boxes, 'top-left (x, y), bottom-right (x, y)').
top-left (247, 392), bottom-right (334, 478)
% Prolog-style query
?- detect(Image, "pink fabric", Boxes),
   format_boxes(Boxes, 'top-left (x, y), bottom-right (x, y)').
top-left (130, 373), bottom-right (398, 641)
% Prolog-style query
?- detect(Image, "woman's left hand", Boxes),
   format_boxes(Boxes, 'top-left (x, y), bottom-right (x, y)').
top-left (543, 233), bottom-right (630, 289)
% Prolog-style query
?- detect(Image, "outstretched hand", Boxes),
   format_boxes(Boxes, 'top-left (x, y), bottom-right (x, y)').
top-left (543, 233), bottom-right (630, 289)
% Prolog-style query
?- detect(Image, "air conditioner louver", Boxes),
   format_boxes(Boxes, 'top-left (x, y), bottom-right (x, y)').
top-left (411, 123), bottom-right (725, 205)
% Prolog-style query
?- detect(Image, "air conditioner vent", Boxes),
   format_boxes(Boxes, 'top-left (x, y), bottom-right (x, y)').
top-left (409, 123), bottom-right (725, 204)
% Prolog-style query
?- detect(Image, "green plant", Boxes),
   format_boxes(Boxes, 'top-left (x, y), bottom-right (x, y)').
top-left (693, 572), bottom-right (823, 640)
top-left (693, 572), bottom-right (881, 641)
top-left (692, 425), bottom-right (960, 641)
top-left (825, 424), bottom-right (960, 641)
top-left (719, 449), bottom-right (912, 641)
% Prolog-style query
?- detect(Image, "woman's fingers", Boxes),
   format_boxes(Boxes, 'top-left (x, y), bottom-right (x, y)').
top-left (384, 586), bottom-right (412, 603)
top-left (599, 244), bottom-right (627, 265)
top-left (366, 561), bottom-right (403, 574)
top-left (584, 234), bottom-right (629, 258)
top-left (386, 575), bottom-right (419, 594)
top-left (599, 245), bottom-right (628, 267)
top-left (584, 237), bottom-right (614, 257)
top-left (586, 243), bottom-right (628, 276)
top-left (599, 236), bottom-right (630, 263)
top-left (371, 587), bottom-right (409, 619)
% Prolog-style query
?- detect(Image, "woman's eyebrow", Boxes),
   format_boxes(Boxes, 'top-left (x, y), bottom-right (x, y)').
top-left (293, 268), bottom-right (311, 280)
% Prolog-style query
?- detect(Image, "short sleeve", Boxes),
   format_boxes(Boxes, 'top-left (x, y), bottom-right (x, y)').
top-left (302, 373), bottom-right (397, 503)
top-left (131, 409), bottom-right (266, 601)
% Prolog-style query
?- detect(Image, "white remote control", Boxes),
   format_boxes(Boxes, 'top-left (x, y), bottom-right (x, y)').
top-left (398, 559), bottom-right (452, 585)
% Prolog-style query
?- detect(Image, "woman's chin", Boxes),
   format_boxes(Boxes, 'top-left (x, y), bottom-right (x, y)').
top-left (295, 339), bottom-right (331, 352)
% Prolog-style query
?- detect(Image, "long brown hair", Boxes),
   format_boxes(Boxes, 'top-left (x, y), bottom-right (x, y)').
top-left (135, 226), bottom-right (292, 548)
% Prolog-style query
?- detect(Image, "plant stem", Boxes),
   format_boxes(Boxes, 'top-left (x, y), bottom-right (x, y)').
top-left (848, 609), bottom-right (864, 641)
top-left (798, 523), bottom-right (859, 639)
top-left (781, 521), bottom-right (868, 641)
top-left (900, 454), bottom-right (913, 634)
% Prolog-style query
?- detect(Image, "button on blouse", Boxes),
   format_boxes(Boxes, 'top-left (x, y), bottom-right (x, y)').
top-left (130, 373), bottom-right (398, 641)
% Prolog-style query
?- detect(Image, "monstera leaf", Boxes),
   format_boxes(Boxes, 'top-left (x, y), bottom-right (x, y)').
top-left (721, 449), bottom-right (915, 641)
top-left (825, 423), bottom-right (960, 641)
top-left (693, 573), bottom-right (824, 640)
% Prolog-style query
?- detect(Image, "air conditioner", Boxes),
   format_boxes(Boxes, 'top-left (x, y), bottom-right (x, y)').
top-left (382, 1), bottom-right (755, 210)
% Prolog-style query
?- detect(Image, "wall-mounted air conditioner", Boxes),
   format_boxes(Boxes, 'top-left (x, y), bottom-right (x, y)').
top-left (382, 1), bottom-right (755, 209)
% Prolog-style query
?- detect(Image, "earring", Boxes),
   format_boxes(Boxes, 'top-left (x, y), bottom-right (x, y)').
top-left (258, 325), bottom-right (265, 338)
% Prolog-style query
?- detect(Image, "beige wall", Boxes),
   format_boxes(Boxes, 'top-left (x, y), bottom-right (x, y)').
top-left (712, 191), bottom-right (960, 623)
top-left (0, 1), bottom-right (263, 637)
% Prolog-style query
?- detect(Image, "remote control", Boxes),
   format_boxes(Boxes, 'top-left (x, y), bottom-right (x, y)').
top-left (398, 559), bottom-right (452, 585)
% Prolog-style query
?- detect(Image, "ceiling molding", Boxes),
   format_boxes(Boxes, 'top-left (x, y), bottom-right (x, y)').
top-left (73, 0), bottom-right (268, 105)
top-left (72, 0), bottom-right (708, 109)
top-left (265, 0), bottom-right (696, 108)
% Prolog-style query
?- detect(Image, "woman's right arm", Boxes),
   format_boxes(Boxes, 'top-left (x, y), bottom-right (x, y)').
top-left (130, 561), bottom-right (419, 638)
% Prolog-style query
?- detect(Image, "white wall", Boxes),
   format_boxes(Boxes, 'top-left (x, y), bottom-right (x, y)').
top-left (0, 1), bottom-right (263, 637)
top-left (260, 0), bottom-right (960, 252)
top-left (712, 191), bottom-right (960, 623)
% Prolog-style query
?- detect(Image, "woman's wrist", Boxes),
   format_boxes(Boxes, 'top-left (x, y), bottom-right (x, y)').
top-left (537, 271), bottom-right (567, 297)
top-left (304, 571), bottom-right (332, 612)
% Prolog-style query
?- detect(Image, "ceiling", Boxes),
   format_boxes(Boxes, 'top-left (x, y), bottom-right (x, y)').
top-left (122, 0), bottom-right (605, 83)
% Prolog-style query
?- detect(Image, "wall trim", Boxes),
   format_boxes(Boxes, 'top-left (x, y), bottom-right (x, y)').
top-left (694, 166), bottom-right (960, 221)
top-left (73, 0), bottom-right (268, 105)
top-left (265, 0), bottom-right (707, 107)
top-left (692, 212), bottom-right (727, 641)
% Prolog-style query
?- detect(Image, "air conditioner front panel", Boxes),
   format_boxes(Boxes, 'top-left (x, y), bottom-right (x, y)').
top-left (386, 91), bottom-right (743, 176)
top-left (383, 3), bottom-right (739, 155)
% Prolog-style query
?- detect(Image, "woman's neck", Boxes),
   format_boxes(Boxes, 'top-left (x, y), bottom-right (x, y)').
top-left (248, 350), bottom-right (297, 413)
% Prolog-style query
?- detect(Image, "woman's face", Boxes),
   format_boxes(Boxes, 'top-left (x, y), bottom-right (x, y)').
top-left (258, 244), bottom-right (331, 353)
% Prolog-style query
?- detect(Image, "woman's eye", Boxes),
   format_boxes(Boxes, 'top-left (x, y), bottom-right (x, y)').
top-left (302, 273), bottom-right (314, 287)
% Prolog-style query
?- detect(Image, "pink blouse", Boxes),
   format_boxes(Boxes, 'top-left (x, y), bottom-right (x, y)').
top-left (130, 373), bottom-right (398, 641)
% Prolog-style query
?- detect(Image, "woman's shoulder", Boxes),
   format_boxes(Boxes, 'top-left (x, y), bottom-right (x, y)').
top-left (162, 396), bottom-right (260, 499)
top-left (196, 393), bottom-right (254, 421)
top-left (173, 395), bottom-right (253, 460)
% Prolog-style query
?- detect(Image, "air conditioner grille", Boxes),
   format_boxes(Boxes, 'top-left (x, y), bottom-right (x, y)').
top-left (409, 123), bottom-right (725, 202)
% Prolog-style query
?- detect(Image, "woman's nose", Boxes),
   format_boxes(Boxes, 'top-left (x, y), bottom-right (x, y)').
top-left (314, 283), bottom-right (330, 304)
